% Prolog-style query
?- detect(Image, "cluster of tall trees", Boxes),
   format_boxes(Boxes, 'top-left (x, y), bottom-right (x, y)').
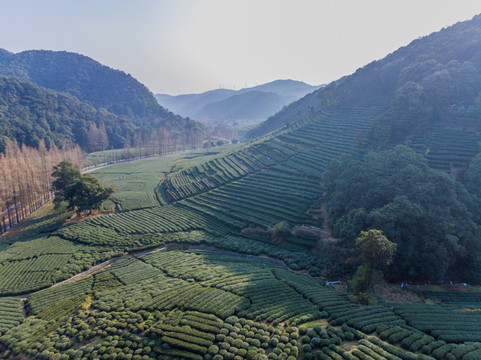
top-left (324, 146), bottom-right (481, 283)
top-left (0, 140), bottom-right (83, 233)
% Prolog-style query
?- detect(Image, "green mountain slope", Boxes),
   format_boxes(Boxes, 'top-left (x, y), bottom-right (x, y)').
top-left (0, 49), bottom-right (163, 120)
top-left (248, 14), bottom-right (481, 168)
top-left (0, 49), bottom-right (205, 150)
top-left (0, 75), bottom-right (132, 151)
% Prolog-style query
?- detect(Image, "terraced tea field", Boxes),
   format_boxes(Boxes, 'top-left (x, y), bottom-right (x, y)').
top-left (0, 297), bottom-right (23, 335)
top-left (4, 248), bottom-right (481, 359)
top-left (1, 104), bottom-right (481, 359)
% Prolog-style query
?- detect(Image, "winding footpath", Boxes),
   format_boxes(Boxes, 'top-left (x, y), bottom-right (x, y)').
top-left (20, 244), bottom-right (295, 299)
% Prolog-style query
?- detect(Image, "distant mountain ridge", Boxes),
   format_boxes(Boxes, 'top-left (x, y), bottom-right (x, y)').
top-left (155, 79), bottom-right (321, 124)
top-left (0, 49), bottom-right (205, 151)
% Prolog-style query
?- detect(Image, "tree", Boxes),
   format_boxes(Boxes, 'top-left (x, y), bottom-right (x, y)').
top-left (52, 161), bottom-right (114, 214)
top-left (267, 221), bottom-right (292, 241)
top-left (87, 122), bottom-right (110, 152)
top-left (349, 229), bottom-right (397, 303)
top-left (467, 153), bottom-right (481, 197)
top-left (52, 161), bottom-right (82, 206)
top-left (66, 174), bottom-right (115, 214)
top-left (356, 229), bottom-right (397, 270)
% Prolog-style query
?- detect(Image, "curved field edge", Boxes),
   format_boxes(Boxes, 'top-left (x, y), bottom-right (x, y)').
top-left (3, 248), bottom-right (480, 359)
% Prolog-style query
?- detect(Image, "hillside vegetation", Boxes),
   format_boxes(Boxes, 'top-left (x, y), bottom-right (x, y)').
top-left (248, 14), bottom-right (481, 168)
top-left (324, 145), bottom-right (481, 282)
top-left (0, 49), bottom-right (205, 151)
top-left (0, 75), bottom-right (131, 151)
top-left (1, 152), bottom-right (481, 359)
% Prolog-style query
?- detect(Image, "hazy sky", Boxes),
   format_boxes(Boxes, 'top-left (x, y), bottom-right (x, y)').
top-left (1, 1), bottom-right (481, 94)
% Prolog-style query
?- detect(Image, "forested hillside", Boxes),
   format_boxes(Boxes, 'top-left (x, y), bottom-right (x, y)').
top-left (0, 75), bottom-right (131, 152)
top-left (149, 14), bottom-right (481, 282)
top-left (0, 49), bottom-right (205, 151)
top-left (323, 146), bottom-right (481, 282)
top-left (248, 14), bottom-right (481, 167)
top-left (0, 49), bottom-right (167, 120)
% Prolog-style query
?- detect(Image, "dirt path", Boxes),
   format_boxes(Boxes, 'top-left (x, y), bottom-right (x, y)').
top-left (50, 259), bottom-right (115, 289)
top-left (20, 243), bottom-right (309, 298)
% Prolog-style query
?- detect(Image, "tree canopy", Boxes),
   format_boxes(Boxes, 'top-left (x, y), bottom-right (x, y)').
top-left (52, 161), bottom-right (114, 214)
top-left (324, 145), bottom-right (481, 282)
top-left (349, 230), bottom-right (397, 301)
top-left (355, 230), bottom-right (397, 270)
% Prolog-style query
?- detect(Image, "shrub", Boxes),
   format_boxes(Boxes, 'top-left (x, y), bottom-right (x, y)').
top-left (401, 333), bottom-right (423, 349)
top-left (288, 333), bottom-right (298, 340)
top-left (304, 352), bottom-right (313, 360)
top-left (220, 343), bottom-right (231, 350)
top-left (248, 339), bottom-right (261, 348)
top-left (208, 345), bottom-right (219, 355)
top-left (273, 348), bottom-right (282, 355)
top-left (432, 344), bottom-right (456, 359)
top-left (310, 337), bottom-right (321, 347)
top-left (320, 339), bottom-right (330, 347)
top-left (302, 344), bottom-right (312, 353)
top-left (376, 324), bottom-right (389, 333)
top-left (237, 349), bottom-right (247, 357)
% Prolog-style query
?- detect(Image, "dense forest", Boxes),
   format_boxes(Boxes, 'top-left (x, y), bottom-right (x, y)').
top-left (0, 75), bottom-right (205, 154)
top-left (0, 49), bottom-right (206, 152)
top-left (0, 75), bottom-right (131, 152)
top-left (324, 146), bottom-right (481, 283)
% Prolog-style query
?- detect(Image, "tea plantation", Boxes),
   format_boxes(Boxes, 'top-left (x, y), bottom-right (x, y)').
top-left (3, 248), bottom-right (481, 359)
top-left (0, 105), bottom-right (480, 359)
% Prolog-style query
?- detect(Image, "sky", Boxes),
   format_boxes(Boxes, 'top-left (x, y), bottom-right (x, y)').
top-left (1, 1), bottom-right (481, 95)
